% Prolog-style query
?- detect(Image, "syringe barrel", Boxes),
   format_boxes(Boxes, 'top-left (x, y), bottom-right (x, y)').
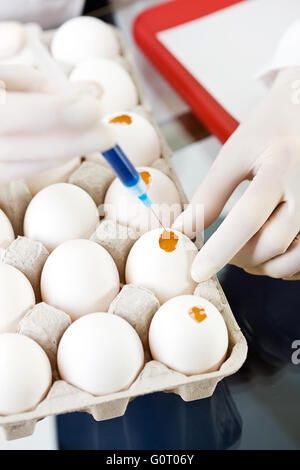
top-left (102, 144), bottom-right (152, 208)
top-left (102, 144), bottom-right (140, 187)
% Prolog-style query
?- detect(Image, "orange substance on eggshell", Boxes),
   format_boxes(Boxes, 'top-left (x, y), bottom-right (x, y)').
top-left (159, 230), bottom-right (178, 253)
top-left (189, 306), bottom-right (207, 323)
top-left (140, 171), bottom-right (151, 186)
top-left (109, 114), bottom-right (132, 125)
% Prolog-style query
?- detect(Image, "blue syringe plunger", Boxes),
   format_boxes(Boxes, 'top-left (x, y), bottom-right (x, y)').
top-left (102, 144), bottom-right (152, 208)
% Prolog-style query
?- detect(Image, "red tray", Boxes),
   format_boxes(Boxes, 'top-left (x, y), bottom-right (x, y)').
top-left (133, 0), bottom-right (245, 143)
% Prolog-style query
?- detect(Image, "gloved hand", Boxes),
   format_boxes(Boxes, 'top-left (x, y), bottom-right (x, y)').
top-left (0, 64), bottom-right (114, 182)
top-left (173, 67), bottom-right (300, 281)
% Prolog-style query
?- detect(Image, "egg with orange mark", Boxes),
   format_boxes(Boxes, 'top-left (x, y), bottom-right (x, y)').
top-left (125, 229), bottom-right (198, 303)
top-left (69, 58), bottom-right (138, 116)
top-left (149, 295), bottom-right (228, 375)
top-left (104, 167), bottom-right (182, 234)
top-left (102, 111), bottom-right (161, 167)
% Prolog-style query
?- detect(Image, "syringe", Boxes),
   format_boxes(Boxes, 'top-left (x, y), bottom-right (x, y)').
top-left (102, 144), bottom-right (151, 207)
top-left (102, 145), bottom-right (167, 229)
top-left (102, 143), bottom-right (165, 228)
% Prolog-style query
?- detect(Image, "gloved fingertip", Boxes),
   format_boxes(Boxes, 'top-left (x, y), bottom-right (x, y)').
top-left (172, 204), bottom-right (201, 240)
top-left (191, 256), bottom-right (217, 283)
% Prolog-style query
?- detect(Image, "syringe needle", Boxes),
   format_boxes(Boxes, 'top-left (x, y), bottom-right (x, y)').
top-left (150, 206), bottom-right (167, 231)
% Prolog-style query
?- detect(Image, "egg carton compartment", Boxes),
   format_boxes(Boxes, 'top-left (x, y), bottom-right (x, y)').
top-left (109, 284), bottom-right (160, 357)
top-left (0, 237), bottom-right (49, 301)
top-left (91, 220), bottom-right (139, 284)
top-left (68, 161), bottom-right (115, 207)
top-left (17, 303), bottom-right (71, 378)
top-left (0, 180), bottom-right (32, 237)
top-left (0, 24), bottom-right (247, 440)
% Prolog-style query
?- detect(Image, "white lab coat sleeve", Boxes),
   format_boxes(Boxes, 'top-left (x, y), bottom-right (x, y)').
top-left (257, 17), bottom-right (300, 87)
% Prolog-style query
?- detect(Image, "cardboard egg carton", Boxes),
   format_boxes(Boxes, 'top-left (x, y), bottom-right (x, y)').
top-left (0, 276), bottom-right (246, 441)
top-left (0, 26), bottom-right (247, 441)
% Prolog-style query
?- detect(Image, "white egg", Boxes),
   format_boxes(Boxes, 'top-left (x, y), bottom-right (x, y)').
top-left (0, 209), bottom-right (14, 248)
top-left (70, 58), bottom-right (138, 116)
top-left (102, 111), bottom-right (161, 167)
top-left (41, 239), bottom-right (120, 321)
top-left (149, 295), bottom-right (229, 375)
top-left (0, 333), bottom-right (51, 415)
top-left (104, 167), bottom-right (182, 234)
top-left (0, 264), bottom-right (35, 333)
top-left (57, 312), bottom-right (144, 395)
top-left (125, 229), bottom-right (198, 303)
top-left (24, 183), bottom-right (99, 252)
top-left (51, 16), bottom-right (120, 66)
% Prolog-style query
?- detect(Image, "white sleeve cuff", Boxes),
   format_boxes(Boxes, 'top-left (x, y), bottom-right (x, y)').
top-left (257, 18), bottom-right (300, 87)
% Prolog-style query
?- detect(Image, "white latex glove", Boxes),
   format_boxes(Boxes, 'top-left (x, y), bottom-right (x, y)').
top-left (173, 67), bottom-right (300, 282)
top-left (0, 64), bottom-right (114, 182)
top-left (0, 1), bottom-right (85, 29)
